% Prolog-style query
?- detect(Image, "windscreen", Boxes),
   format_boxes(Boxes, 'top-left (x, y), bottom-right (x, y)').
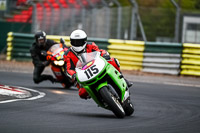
top-left (76, 51), bottom-right (99, 69)
top-left (48, 44), bottom-right (63, 55)
top-left (47, 44), bottom-right (65, 61)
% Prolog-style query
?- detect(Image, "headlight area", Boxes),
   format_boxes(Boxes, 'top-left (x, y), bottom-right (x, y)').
top-left (54, 60), bottom-right (65, 66)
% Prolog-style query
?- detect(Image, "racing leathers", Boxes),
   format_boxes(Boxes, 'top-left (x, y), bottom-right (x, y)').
top-left (30, 39), bottom-right (57, 84)
top-left (64, 42), bottom-right (122, 99)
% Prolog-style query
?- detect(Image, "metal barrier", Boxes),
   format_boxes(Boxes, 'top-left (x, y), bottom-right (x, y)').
top-left (7, 32), bottom-right (200, 76)
top-left (6, 32), bottom-right (109, 61)
top-left (7, 32), bottom-right (34, 61)
top-left (107, 39), bottom-right (144, 70)
top-left (180, 43), bottom-right (200, 76)
top-left (143, 42), bottom-right (182, 75)
top-left (46, 36), bottom-right (109, 50)
top-left (107, 40), bottom-right (183, 74)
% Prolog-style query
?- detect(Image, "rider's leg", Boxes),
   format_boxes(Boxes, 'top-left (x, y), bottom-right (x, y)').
top-left (76, 83), bottom-right (89, 99)
top-left (33, 65), bottom-right (56, 84)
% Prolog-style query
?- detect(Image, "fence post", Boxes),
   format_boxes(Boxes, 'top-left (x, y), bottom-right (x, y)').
top-left (112, 0), bottom-right (122, 39)
top-left (77, 0), bottom-right (86, 30)
top-left (170, 0), bottom-right (181, 42)
top-left (101, 0), bottom-right (111, 39)
top-left (129, 0), bottom-right (137, 40)
top-left (31, 2), bottom-right (38, 33)
top-left (130, 0), bottom-right (147, 42)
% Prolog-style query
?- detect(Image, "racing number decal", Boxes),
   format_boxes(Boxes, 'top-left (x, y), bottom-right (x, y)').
top-left (84, 65), bottom-right (99, 79)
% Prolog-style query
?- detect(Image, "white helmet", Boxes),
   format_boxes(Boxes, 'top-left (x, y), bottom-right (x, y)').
top-left (70, 29), bottom-right (87, 52)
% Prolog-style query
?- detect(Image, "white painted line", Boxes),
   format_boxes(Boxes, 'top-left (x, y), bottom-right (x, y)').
top-left (130, 80), bottom-right (200, 88)
top-left (0, 86), bottom-right (46, 104)
top-left (163, 82), bottom-right (200, 88)
top-left (0, 85), bottom-right (31, 98)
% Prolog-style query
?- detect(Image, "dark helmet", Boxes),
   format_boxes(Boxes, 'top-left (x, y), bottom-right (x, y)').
top-left (35, 31), bottom-right (47, 48)
top-left (70, 29), bottom-right (87, 52)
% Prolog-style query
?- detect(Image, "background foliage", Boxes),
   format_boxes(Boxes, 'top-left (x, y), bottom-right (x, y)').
top-left (136, 0), bottom-right (200, 41)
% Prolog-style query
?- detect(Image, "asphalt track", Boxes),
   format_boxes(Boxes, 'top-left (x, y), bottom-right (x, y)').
top-left (0, 71), bottom-right (200, 133)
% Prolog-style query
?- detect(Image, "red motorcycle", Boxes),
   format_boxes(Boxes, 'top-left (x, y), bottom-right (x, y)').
top-left (46, 43), bottom-right (73, 88)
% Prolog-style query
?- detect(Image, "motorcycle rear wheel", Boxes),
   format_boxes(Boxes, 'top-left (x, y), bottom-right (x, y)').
top-left (100, 86), bottom-right (125, 118)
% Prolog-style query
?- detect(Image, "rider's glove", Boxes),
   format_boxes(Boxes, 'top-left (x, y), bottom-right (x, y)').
top-left (72, 73), bottom-right (77, 83)
top-left (101, 50), bottom-right (111, 60)
top-left (41, 50), bottom-right (47, 56)
top-left (102, 54), bottom-right (111, 60)
top-left (42, 61), bottom-right (50, 66)
top-left (60, 38), bottom-right (65, 45)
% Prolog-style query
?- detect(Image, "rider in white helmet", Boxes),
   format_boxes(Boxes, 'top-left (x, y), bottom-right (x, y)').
top-left (65, 29), bottom-right (132, 99)
top-left (70, 29), bottom-right (87, 53)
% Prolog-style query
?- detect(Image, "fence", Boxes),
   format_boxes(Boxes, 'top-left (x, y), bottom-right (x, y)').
top-left (6, 32), bottom-right (200, 77)
top-left (30, 2), bottom-right (136, 41)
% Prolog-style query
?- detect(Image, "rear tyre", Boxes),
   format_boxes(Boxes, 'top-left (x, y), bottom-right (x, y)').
top-left (100, 86), bottom-right (125, 118)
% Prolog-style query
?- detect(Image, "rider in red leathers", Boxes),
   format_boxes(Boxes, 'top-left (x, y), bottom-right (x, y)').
top-left (64, 29), bottom-right (132, 99)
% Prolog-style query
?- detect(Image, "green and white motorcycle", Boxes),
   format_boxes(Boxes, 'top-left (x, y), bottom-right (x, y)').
top-left (75, 51), bottom-right (134, 118)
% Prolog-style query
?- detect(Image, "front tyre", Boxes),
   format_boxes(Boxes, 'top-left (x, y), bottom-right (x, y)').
top-left (100, 86), bottom-right (125, 118)
top-left (123, 97), bottom-right (134, 116)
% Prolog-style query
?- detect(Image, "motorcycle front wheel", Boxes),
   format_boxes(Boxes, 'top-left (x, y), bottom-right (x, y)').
top-left (100, 86), bottom-right (125, 118)
top-left (123, 97), bottom-right (134, 116)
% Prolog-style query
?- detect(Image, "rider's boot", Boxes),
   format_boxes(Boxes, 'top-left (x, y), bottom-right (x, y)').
top-left (49, 76), bottom-right (60, 84)
top-left (79, 87), bottom-right (90, 99)
top-left (124, 78), bottom-right (133, 88)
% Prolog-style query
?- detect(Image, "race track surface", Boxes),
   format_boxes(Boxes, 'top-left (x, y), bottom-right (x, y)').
top-left (0, 71), bottom-right (200, 133)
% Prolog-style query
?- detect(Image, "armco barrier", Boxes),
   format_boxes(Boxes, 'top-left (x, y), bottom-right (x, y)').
top-left (180, 43), bottom-right (200, 76)
top-left (6, 32), bottom-right (109, 61)
top-left (46, 36), bottom-right (109, 50)
top-left (7, 32), bottom-right (34, 61)
top-left (88, 38), bottom-right (109, 50)
top-left (7, 32), bottom-right (200, 77)
top-left (107, 39), bottom-right (144, 70)
top-left (143, 42), bottom-right (182, 75)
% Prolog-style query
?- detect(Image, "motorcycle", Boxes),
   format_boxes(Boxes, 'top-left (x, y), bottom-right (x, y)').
top-left (75, 51), bottom-right (134, 118)
top-left (46, 43), bottom-right (73, 88)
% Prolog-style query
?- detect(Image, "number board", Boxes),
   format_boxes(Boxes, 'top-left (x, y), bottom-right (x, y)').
top-left (77, 57), bottom-right (105, 82)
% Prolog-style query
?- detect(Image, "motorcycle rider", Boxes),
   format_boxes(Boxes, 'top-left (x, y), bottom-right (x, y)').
top-left (64, 29), bottom-right (133, 99)
top-left (30, 31), bottom-right (58, 84)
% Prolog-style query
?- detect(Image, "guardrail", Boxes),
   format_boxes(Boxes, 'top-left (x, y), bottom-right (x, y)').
top-left (180, 43), bottom-right (200, 76)
top-left (7, 32), bottom-right (34, 61)
top-left (6, 32), bottom-right (200, 76)
top-left (6, 32), bottom-right (109, 61)
top-left (107, 39), bottom-right (144, 70)
top-left (107, 40), bottom-right (183, 75)
top-left (143, 42), bottom-right (182, 75)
